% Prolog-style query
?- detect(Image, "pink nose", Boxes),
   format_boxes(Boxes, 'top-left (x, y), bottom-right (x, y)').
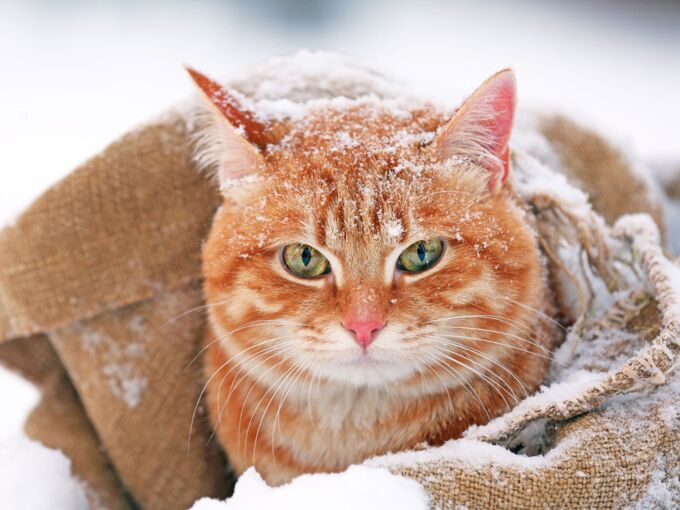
top-left (343, 319), bottom-right (385, 350)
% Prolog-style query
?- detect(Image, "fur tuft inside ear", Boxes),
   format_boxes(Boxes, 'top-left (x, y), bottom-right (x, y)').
top-left (434, 69), bottom-right (516, 193)
top-left (186, 66), bottom-right (265, 191)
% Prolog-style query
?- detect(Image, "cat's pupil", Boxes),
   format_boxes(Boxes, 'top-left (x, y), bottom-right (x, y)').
top-left (302, 246), bottom-right (312, 266)
top-left (417, 242), bottom-right (426, 262)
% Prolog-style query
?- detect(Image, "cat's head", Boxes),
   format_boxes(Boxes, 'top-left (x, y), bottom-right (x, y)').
top-left (191, 66), bottom-right (547, 390)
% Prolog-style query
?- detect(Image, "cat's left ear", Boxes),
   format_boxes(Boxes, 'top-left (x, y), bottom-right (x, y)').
top-left (185, 66), bottom-right (266, 189)
top-left (433, 69), bottom-right (516, 193)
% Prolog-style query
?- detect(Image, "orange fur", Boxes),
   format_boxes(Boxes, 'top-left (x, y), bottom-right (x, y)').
top-left (196, 70), bottom-right (554, 484)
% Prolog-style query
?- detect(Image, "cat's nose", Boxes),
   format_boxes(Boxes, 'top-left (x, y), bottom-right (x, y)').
top-left (343, 318), bottom-right (385, 351)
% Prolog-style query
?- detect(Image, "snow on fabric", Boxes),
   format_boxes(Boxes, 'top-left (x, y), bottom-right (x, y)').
top-left (188, 466), bottom-right (429, 510)
top-left (1, 50), bottom-right (677, 509)
top-left (75, 320), bottom-right (149, 409)
top-left (0, 437), bottom-right (88, 510)
top-left (463, 370), bottom-right (605, 441)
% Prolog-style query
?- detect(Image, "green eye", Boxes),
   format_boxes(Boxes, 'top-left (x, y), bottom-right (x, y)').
top-left (397, 239), bottom-right (444, 273)
top-left (282, 243), bottom-right (331, 278)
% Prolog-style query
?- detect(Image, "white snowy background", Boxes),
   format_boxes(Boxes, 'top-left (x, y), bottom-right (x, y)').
top-left (1, 1), bottom-right (679, 508)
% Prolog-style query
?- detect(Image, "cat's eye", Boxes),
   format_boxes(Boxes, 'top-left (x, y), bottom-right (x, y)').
top-left (397, 239), bottom-right (444, 273)
top-left (282, 243), bottom-right (331, 278)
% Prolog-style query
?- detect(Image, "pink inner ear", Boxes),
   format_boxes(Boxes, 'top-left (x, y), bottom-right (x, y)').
top-left (476, 72), bottom-right (515, 187)
top-left (435, 69), bottom-right (516, 191)
top-left (480, 72), bottom-right (515, 151)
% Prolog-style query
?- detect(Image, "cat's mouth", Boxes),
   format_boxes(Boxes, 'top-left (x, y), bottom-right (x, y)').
top-left (315, 347), bottom-right (421, 386)
top-left (341, 350), bottom-right (393, 366)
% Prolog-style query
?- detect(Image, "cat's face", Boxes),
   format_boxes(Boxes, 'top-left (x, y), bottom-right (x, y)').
top-left (196, 68), bottom-right (547, 392)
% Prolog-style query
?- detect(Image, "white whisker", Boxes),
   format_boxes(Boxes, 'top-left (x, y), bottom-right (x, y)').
top-left (431, 337), bottom-right (528, 401)
top-left (425, 314), bottom-right (536, 338)
top-left (236, 355), bottom-right (292, 459)
top-left (501, 296), bottom-right (566, 330)
top-left (213, 340), bottom-right (297, 435)
top-left (184, 319), bottom-right (296, 370)
top-left (439, 328), bottom-right (553, 358)
top-left (247, 357), bottom-right (307, 466)
top-left (429, 344), bottom-right (515, 409)
top-left (269, 355), bottom-right (312, 474)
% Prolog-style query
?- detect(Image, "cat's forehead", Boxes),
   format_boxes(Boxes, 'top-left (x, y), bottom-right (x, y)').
top-left (240, 104), bottom-right (489, 262)
top-left (269, 111), bottom-right (432, 213)
top-left (265, 104), bottom-right (445, 173)
top-left (261, 106), bottom-right (446, 206)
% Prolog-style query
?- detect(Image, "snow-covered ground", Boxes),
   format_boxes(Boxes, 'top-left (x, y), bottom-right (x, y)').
top-left (1, 1), bottom-right (679, 508)
top-left (0, 437), bottom-right (89, 510)
top-left (189, 467), bottom-right (429, 510)
top-left (0, 368), bottom-right (38, 439)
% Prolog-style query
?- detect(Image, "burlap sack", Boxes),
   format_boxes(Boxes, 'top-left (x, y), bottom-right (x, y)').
top-left (0, 112), bottom-right (229, 510)
top-left (0, 105), bottom-right (676, 509)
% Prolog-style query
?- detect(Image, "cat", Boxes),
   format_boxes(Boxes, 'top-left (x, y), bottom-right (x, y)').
top-left (188, 60), bottom-right (556, 485)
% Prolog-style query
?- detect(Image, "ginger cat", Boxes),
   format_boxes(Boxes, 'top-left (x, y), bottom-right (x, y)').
top-left (188, 61), bottom-right (554, 485)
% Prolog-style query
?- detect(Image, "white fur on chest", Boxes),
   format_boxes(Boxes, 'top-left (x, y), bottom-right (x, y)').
top-left (279, 382), bottom-right (432, 468)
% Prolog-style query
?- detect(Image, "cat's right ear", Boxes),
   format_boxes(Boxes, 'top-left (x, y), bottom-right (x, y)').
top-left (185, 66), bottom-right (266, 190)
top-left (433, 69), bottom-right (516, 193)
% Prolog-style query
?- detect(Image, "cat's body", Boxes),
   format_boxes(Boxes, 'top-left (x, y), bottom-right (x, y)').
top-left (192, 54), bottom-right (558, 484)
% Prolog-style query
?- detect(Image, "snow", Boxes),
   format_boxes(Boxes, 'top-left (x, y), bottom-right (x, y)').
top-left (464, 370), bottom-right (606, 441)
top-left (0, 366), bottom-right (39, 439)
top-left (386, 219), bottom-right (404, 238)
top-left (74, 321), bottom-right (151, 409)
top-left (631, 457), bottom-right (680, 510)
top-left (242, 92), bottom-right (426, 127)
top-left (0, 437), bottom-right (88, 510)
top-left (0, 370), bottom-right (88, 509)
top-left (102, 362), bottom-right (148, 409)
top-left (189, 466), bottom-right (429, 510)
top-left (365, 436), bottom-right (548, 471)
top-left (510, 148), bottom-right (592, 220)
top-left (229, 49), bottom-right (408, 103)
top-left (1, 2), bottom-right (679, 507)
top-left (223, 50), bottom-right (425, 123)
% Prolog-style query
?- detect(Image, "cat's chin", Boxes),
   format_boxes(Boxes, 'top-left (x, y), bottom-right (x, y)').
top-left (316, 353), bottom-right (418, 387)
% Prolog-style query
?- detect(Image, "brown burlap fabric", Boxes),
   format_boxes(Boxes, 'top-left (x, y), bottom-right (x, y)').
top-left (385, 407), bottom-right (679, 509)
top-left (0, 112), bottom-right (228, 510)
top-left (0, 108), bottom-right (677, 509)
top-left (538, 115), bottom-right (665, 230)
